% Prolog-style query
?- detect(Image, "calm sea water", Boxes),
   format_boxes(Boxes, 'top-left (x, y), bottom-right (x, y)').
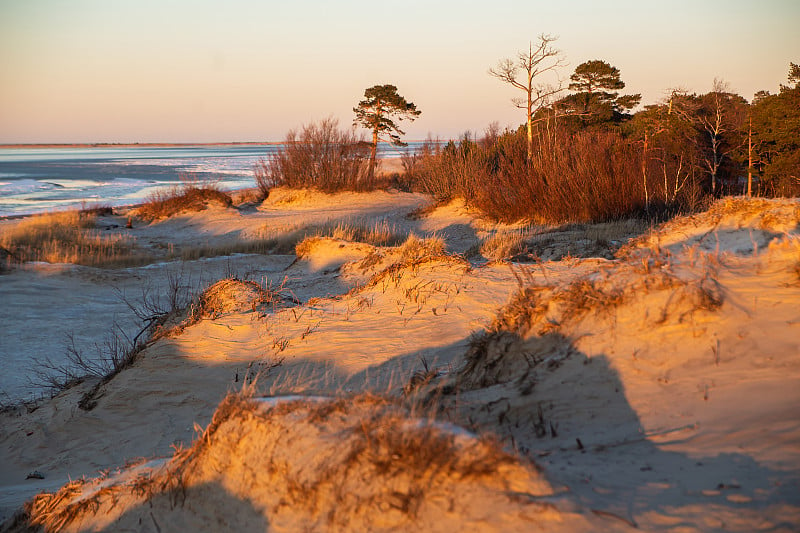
top-left (0, 143), bottom-right (415, 218)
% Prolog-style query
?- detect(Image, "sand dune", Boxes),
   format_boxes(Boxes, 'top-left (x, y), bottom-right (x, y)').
top-left (1, 193), bottom-right (798, 531)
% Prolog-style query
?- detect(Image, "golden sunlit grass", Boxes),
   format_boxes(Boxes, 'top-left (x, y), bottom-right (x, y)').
top-left (478, 229), bottom-right (530, 261)
top-left (488, 255), bottom-right (723, 341)
top-left (132, 179), bottom-right (233, 222)
top-left (191, 278), bottom-right (279, 320)
top-left (257, 219), bottom-right (406, 258)
top-left (0, 210), bottom-right (148, 268)
top-left (397, 234), bottom-right (445, 262)
top-left (705, 196), bottom-right (800, 231)
top-left (294, 219), bottom-right (404, 258)
top-left (23, 391), bottom-right (543, 531)
top-left (467, 218), bottom-right (650, 263)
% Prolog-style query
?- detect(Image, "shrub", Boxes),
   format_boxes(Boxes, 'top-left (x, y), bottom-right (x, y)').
top-left (260, 117), bottom-right (372, 193)
top-left (472, 129), bottom-right (648, 223)
top-left (407, 134), bottom-right (488, 201)
top-left (134, 178), bottom-right (232, 222)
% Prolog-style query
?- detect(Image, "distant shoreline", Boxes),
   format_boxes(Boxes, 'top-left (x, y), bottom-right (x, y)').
top-left (0, 142), bottom-right (282, 149)
top-left (0, 141), bottom-right (429, 150)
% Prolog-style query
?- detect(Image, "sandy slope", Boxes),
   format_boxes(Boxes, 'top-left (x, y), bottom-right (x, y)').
top-left (1, 194), bottom-right (798, 531)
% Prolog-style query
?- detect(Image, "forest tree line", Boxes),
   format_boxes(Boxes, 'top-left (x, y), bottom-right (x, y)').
top-left (404, 57), bottom-right (799, 223)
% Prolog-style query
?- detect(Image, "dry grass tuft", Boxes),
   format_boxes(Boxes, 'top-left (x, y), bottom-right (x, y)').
top-left (479, 229), bottom-right (530, 261)
top-left (192, 278), bottom-right (278, 320)
top-left (361, 235), bottom-right (466, 291)
top-left (258, 219), bottom-right (405, 257)
top-left (132, 179), bottom-right (233, 222)
top-left (23, 479), bottom-right (90, 532)
top-left (172, 393), bottom-right (535, 527)
top-left (490, 276), bottom-right (625, 339)
top-left (398, 234), bottom-right (445, 262)
top-left (144, 277), bottom-right (285, 341)
top-left (293, 220), bottom-right (404, 258)
top-left (485, 248), bottom-right (723, 342)
top-left (0, 210), bottom-right (146, 268)
top-left (230, 187), bottom-right (267, 205)
top-left (705, 197), bottom-right (800, 232)
top-left (22, 392), bottom-right (549, 531)
top-left (165, 392), bottom-right (262, 479)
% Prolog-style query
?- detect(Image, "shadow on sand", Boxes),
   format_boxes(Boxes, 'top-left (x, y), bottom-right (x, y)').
top-left (430, 331), bottom-right (800, 529)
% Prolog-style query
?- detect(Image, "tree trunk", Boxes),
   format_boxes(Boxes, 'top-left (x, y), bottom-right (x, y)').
top-left (642, 132), bottom-right (649, 210)
top-left (747, 115), bottom-right (753, 198)
top-left (711, 134), bottom-right (719, 195)
top-left (526, 94), bottom-right (533, 161)
top-left (368, 127), bottom-right (379, 181)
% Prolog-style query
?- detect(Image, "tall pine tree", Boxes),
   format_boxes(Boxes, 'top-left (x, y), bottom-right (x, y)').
top-left (353, 85), bottom-right (421, 179)
top-left (561, 60), bottom-right (641, 124)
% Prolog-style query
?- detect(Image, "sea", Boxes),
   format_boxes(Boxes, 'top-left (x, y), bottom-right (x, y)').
top-left (0, 143), bottom-right (416, 218)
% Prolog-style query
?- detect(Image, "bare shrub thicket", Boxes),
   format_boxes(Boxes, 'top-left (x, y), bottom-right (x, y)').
top-left (256, 118), bottom-right (372, 195)
top-left (134, 178), bottom-right (232, 222)
top-left (409, 127), bottom-right (694, 224)
top-left (405, 134), bottom-right (489, 201)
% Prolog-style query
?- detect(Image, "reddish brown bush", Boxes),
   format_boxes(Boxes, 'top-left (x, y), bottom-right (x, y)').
top-left (260, 118), bottom-right (372, 194)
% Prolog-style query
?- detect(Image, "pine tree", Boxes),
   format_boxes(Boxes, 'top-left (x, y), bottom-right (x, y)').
top-left (353, 84), bottom-right (421, 179)
top-left (564, 60), bottom-right (641, 122)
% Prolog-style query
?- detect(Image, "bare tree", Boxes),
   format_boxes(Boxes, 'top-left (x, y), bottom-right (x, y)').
top-left (489, 34), bottom-right (566, 160)
top-left (670, 79), bottom-right (746, 195)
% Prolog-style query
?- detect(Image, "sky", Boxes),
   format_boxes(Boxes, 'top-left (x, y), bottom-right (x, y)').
top-left (0, 0), bottom-right (798, 143)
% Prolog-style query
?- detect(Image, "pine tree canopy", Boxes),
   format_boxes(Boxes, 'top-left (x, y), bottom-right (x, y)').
top-left (566, 59), bottom-right (641, 115)
top-left (569, 60), bottom-right (625, 94)
top-left (353, 84), bottom-right (421, 146)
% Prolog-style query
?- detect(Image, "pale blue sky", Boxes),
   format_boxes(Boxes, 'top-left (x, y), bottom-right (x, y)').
top-left (0, 0), bottom-right (797, 143)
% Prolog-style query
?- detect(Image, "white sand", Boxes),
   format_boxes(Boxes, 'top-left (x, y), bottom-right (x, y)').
top-left (1, 193), bottom-right (798, 531)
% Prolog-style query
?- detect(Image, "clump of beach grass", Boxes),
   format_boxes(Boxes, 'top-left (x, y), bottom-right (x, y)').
top-left (398, 234), bottom-right (445, 262)
top-left (478, 229), bottom-right (530, 261)
top-left (190, 278), bottom-right (280, 320)
top-left (0, 210), bottom-right (145, 267)
top-left (133, 178), bottom-right (233, 222)
top-left (255, 218), bottom-right (405, 259)
top-left (294, 219), bottom-right (405, 258)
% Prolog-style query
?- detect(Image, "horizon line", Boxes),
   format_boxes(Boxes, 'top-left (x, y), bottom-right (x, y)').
top-left (0, 140), bottom-right (439, 149)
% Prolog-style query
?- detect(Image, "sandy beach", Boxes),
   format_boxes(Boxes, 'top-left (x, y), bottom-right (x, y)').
top-left (1, 190), bottom-right (799, 531)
